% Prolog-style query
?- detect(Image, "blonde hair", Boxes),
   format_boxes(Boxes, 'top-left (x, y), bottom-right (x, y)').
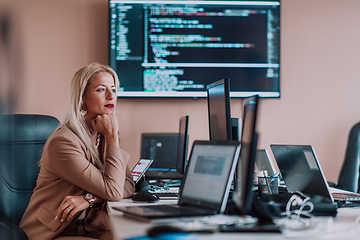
top-left (63, 62), bottom-right (119, 169)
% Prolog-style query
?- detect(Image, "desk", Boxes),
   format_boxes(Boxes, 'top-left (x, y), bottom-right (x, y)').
top-left (108, 199), bottom-right (360, 240)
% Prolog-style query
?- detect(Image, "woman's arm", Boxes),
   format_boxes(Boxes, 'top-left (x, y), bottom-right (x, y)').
top-left (47, 129), bottom-right (133, 201)
top-left (123, 165), bottom-right (136, 198)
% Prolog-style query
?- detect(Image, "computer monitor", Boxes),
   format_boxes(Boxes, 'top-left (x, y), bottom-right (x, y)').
top-left (140, 133), bottom-right (180, 178)
top-left (109, 0), bottom-right (281, 98)
top-left (232, 95), bottom-right (259, 214)
top-left (140, 116), bottom-right (189, 179)
top-left (176, 115), bottom-right (189, 174)
top-left (207, 78), bottom-right (232, 141)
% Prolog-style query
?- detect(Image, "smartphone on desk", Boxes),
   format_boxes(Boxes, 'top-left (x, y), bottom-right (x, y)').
top-left (131, 159), bottom-right (153, 184)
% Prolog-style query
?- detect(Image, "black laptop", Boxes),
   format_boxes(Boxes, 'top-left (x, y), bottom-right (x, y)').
top-left (113, 140), bottom-right (241, 222)
top-left (270, 144), bottom-right (360, 203)
top-left (255, 149), bottom-right (275, 177)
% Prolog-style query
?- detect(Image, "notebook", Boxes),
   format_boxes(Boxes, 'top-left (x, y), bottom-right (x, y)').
top-left (270, 144), bottom-right (360, 202)
top-left (113, 140), bottom-right (241, 222)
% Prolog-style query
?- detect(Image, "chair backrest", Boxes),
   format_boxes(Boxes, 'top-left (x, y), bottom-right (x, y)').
top-left (337, 122), bottom-right (360, 193)
top-left (0, 114), bottom-right (60, 225)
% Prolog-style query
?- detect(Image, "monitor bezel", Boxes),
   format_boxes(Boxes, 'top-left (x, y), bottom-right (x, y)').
top-left (207, 78), bottom-right (232, 141)
top-left (233, 94), bottom-right (259, 214)
top-left (176, 115), bottom-right (189, 174)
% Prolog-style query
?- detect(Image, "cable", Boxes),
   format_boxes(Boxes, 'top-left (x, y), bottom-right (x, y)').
top-left (278, 195), bottom-right (360, 239)
top-left (277, 194), bottom-right (314, 230)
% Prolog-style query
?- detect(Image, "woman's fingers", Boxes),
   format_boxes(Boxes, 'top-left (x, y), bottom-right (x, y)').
top-left (61, 206), bottom-right (72, 222)
top-left (55, 200), bottom-right (66, 221)
top-left (55, 200), bottom-right (74, 222)
top-left (55, 195), bottom-right (89, 223)
top-left (63, 205), bottom-right (77, 221)
top-left (91, 114), bottom-right (118, 137)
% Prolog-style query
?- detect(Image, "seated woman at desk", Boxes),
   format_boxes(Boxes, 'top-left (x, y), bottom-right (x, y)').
top-left (20, 63), bottom-right (135, 240)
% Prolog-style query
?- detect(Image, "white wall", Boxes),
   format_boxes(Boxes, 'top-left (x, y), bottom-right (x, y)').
top-left (1, 0), bottom-right (360, 183)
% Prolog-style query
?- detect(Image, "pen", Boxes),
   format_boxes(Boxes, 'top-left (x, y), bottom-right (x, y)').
top-left (261, 172), bottom-right (279, 194)
top-left (262, 170), bottom-right (272, 194)
top-left (270, 172), bottom-right (280, 182)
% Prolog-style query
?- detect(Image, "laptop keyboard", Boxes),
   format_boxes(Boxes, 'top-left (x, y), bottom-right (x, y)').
top-left (153, 192), bottom-right (179, 198)
top-left (141, 204), bottom-right (212, 214)
top-left (332, 192), bottom-right (360, 201)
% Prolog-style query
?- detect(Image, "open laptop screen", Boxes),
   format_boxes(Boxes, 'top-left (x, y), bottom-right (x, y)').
top-left (179, 141), bottom-right (241, 213)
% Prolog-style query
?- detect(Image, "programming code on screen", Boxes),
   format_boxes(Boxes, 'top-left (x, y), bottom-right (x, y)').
top-left (109, 1), bottom-right (280, 97)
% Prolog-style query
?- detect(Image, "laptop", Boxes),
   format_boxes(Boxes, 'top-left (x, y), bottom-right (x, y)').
top-left (255, 149), bottom-right (275, 177)
top-left (113, 140), bottom-right (241, 222)
top-left (270, 144), bottom-right (360, 203)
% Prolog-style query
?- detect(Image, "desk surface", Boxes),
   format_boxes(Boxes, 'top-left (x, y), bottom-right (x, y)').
top-left (107, 199), bottom-right (360, 240)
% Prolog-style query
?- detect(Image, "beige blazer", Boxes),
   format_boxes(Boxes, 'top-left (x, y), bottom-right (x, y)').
top-left (19, 126), bottom-right (135, 240)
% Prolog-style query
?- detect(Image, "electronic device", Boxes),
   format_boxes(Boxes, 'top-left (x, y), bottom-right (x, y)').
top-left (140, 133), bottom-right (180, 179)
top-left (176, 115), bottom-right (189, 174)
top-left (141, 115), bottom-right (189, 179)
top-left (270, 144), bottom-right (360, 203)
top-left (207, 78), bottom-right (232, 141)
top-left (113, 140), bottom-right (241, 222)
top-left (271, 145), bottom-right (333, 200)
top-left (231, 117), bottom-right (242, 142)
top-left (147, 225), bottom-right (186, 238)
top-left (222, 95), bottom-right (281, 233)
top-left (131, 159), bottom-right (153, 184)
top-left (131, 190), bottom-right (160, 203)
top-left (232, 95), bottom-right (259, 214)
top-left (109, 0), bottom-right (281, 98)
top-left (150, 190), bottom-right (180, 200)
top-left (255, 149), bottom-right (275, 178)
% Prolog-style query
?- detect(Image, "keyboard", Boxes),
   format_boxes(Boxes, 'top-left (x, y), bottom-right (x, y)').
top-left (138, 203), bottom-right (215, 216)
top-left (153, 192), bottom-right (179, 199)
top-left (332, 192), bottom-right (360, 201)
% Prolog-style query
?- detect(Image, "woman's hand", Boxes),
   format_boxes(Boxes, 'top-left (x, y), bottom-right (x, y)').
top-left (55, 195), bottom-right (89, 223)
top-left (91, 114), bottom-right (119, 147)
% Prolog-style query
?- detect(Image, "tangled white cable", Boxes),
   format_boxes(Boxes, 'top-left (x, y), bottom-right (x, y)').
top-left (277, 194), bottom-right (315, 230)
top-left (277, 195), bottom-right (360, 239)
top-left (286, 195), bottom-right (314, 218)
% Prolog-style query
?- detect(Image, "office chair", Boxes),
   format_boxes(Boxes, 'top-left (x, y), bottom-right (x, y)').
top-left (0, 114), bottom-right (60, 240)
top-left (336, 122), bottom-right (360, 193)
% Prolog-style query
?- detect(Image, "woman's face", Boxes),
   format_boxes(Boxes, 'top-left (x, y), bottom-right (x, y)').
top-left (82, 72), bottom-right (116, 120)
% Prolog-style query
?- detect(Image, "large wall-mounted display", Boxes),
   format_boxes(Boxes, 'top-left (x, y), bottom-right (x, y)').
top-left (109, 0), bottom-right (280, 98)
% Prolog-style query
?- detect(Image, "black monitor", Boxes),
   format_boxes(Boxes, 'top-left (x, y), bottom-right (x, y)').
top-left (109, 0), bottom-right (281, 98)
top-left (207, 78), bottom-right (232, 141)
top-left (176, 115), bottom-right (189, 174)
top-left (140, 132), bottom-right (180, 179)
top-left (232, 95), bottom-right (259, 214)
top-left (140, 116), bottom-right (189, 179)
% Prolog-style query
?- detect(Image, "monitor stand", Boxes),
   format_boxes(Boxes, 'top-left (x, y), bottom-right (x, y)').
top-left (220, 198), bottom-right (281, 233)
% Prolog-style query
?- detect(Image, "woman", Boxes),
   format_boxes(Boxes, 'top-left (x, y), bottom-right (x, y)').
top-left (20, 63), bottom-right (135, 240)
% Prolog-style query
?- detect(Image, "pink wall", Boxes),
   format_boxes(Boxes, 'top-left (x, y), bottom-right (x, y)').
top-left (2, 0), bottom-right (360, 183)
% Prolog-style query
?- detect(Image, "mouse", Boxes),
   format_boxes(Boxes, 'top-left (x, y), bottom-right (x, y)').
top-left (147, 225), bottom-right (186, 238)
top-left (131, 190), bottom-right (160, 203)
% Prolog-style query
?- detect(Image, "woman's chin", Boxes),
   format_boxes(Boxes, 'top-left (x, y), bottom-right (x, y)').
top-left (100, 110), bottom-right (115, 115)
